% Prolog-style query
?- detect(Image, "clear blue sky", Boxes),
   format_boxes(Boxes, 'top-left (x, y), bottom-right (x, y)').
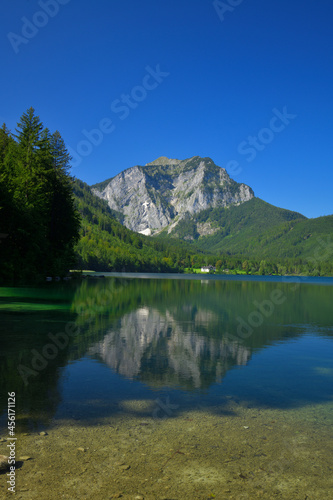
top-left (1, 0), bottom-right (332, 218)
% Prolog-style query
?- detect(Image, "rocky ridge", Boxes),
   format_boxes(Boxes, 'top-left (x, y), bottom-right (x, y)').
top-left (92, 156), bottom-right (254, 235)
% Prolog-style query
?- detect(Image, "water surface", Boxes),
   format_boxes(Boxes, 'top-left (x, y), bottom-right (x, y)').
top-left (0, 276), bottom-right (332, 499)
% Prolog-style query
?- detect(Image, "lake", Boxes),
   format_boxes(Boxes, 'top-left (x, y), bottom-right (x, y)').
top-left (0, 275), bottom-right (332, 499)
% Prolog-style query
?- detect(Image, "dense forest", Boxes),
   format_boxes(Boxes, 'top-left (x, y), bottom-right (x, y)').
top-left (0, 108), bottom-right (80, 283)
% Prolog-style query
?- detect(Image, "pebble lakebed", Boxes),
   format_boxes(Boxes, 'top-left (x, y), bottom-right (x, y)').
top-left (0, 397), bottom-right (332, 499)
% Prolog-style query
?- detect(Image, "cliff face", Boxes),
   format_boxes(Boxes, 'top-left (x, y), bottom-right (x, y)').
top-left (92, 156), bottom-right (254, 235)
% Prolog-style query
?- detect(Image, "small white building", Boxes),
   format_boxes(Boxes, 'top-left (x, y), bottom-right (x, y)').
top-left (201, 265), bottom-right (216, 273)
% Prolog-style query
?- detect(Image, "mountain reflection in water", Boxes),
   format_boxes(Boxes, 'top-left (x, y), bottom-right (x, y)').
top-left (88, 306), bottom-right (251, 388)
top-left (0, 276), bottom-right (333, 430)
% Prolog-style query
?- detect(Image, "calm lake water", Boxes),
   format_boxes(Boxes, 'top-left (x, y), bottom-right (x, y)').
top-left (0, 275), bottom-right (332, 499)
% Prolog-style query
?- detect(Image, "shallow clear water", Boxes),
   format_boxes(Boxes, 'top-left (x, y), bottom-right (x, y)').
top-left (0, 276), bottom-right (332, 499)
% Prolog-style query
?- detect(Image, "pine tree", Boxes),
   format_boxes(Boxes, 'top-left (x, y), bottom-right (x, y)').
top-left (46, 130), bottom-right (80, 274)
top-left (14, 108), bottom-right (47, 206)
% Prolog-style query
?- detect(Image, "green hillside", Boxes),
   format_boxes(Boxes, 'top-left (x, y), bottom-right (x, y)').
top-left (74, 181), bottom-right (333, 276)
top-left (158, 197), bottom-right (332, 260)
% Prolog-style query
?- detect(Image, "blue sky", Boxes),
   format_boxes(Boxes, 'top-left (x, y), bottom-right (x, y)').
top-left (1, 0), bottom-right (332, 218)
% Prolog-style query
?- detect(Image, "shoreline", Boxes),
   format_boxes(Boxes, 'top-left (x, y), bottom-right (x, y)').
top-left (77, 271), bottom-right (333, 285)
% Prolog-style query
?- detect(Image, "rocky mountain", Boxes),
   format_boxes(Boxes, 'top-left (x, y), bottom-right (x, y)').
top-left (92, 156), bottom-right (254, 235)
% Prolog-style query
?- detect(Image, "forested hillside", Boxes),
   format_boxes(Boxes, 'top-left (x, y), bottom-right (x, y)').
top-left (0, 109), bottom-right (80, 283)
top-left (158, 197), bottom-right (333, 264)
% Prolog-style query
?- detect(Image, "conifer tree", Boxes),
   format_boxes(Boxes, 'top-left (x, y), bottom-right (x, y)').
top-left (46, 130), bottom-right (80, 274)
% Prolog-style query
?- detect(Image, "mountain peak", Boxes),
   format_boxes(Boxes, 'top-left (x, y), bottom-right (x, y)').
top-left (92, 156), bottom-right (254, 235)
top-left (145, 156), bottom-right (180, 166)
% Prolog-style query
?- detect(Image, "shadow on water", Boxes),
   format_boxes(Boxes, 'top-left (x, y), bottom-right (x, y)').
top-left (0, 277), bottom-right (333, 431)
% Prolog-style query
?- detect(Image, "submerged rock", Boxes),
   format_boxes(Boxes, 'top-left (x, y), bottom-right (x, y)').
top-left (119, 464), bottom-right (130, 470)
top-left (0, 455), bottom-right (9, 471)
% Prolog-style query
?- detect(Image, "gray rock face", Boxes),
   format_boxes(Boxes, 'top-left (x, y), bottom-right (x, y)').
top-left (92, 156), bottom-right (254, 234)
top-left (88, 306), bottom-right (251, 389)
